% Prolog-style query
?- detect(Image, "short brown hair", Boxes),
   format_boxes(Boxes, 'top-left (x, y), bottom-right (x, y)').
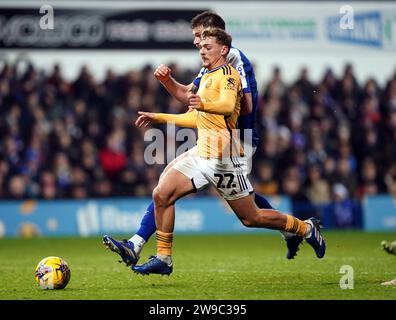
top-left (201, 28), bottom-right (232, 50)
top-left (191, 11), bottom-right (226, 30)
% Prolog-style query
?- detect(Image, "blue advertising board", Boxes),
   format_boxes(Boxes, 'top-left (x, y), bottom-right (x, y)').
top-left (363, 195), bottom-right (396, 231)
top-left (0, 196), bottom-right (291, 238)
top-left (326, 11), bottom-right (383, 48)
top-left (2, 195), bottom-right (395, 237)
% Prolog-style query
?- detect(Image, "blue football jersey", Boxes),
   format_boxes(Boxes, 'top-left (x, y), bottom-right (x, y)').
top-left (193, 47), bottom-right (259, 148)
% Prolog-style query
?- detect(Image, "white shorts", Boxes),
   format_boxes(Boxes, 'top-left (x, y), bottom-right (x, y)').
top-left (196, 156), bottom-right (253, 200)
top-left (171, 146), bottom-right (209, 191)
top-left (172, 147), bottom-right (253, 200)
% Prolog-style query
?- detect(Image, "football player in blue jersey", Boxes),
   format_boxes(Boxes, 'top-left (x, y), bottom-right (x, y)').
top-left (103, 11), bottom-right (309, 267)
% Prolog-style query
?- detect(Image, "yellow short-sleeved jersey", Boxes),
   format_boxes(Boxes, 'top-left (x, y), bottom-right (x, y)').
top-left (196, 64), bottom-right (243, 158)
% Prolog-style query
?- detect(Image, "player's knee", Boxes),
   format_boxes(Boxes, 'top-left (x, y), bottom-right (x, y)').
top-left (152, 186), bottom-right (164, 206)
top-left (153, 186), bottom-right (172, 208)
top-left (240, 216), bottom-right (259, 228)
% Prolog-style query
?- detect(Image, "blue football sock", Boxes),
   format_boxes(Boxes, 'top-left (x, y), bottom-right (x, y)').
top-left (136, 201), bottom-right (157, 242)
top-left (254, 193), bottom-right (274, 210)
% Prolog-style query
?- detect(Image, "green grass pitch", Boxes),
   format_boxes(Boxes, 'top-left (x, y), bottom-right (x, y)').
top-left (1, 232), bottom-right (396, 300)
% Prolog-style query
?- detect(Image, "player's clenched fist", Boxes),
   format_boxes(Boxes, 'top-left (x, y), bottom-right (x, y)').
top-left (154, 64), bottom-right (171, 83)
top-left (187, 93), bottom-right (203, 110)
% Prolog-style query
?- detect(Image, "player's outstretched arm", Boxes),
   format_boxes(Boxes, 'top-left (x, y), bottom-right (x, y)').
top-left (188, 89), bottom-right (238, 116)
top-left (154, 64), bottom-right (193, 105)
top-left (135, 110), bottom-right (197, 129)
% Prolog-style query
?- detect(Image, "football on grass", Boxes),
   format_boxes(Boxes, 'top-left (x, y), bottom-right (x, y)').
top-left (34, 256), bottom-right (71, 289)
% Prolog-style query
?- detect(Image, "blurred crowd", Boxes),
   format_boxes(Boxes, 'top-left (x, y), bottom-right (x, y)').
top-left (253, 65), bottom-right (396, 209)
top-left (1, 58), bottom-right (396, 214)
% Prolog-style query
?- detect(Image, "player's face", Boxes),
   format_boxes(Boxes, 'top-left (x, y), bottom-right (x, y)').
top-left (192, 26), bottom-right (204, 48)
top-left (199, 36), bottom-right (227, 69)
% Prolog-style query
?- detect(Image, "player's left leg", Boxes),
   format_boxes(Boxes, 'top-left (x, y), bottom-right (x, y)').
top-left (254, 193), bottom-right (303, 259)
top-left (243, 142), bottom-right (303, 258)
top-left (245, 148), bottom-right (303, 259)
top-left (227, 195), bottom-right (325, 258)
top-left (200, 155), bottom-right (324, 259)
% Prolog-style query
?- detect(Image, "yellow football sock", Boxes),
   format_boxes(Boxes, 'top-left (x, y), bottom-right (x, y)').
top-left (156, 230), bottom-right (173, 256)
top-left (285, 214), bottom-right (307, 237)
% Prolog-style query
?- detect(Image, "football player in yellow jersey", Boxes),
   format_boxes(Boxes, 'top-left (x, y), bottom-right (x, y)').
top-left (132, 28), bottom-right (326, 275)
top-left (103, 12), bottom-right (310, 269)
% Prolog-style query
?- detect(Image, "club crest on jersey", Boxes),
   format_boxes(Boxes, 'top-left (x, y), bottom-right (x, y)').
top-left (205, 78), bottom-right (213, 89)
top-left (225, 77), bottom-right (236, 90)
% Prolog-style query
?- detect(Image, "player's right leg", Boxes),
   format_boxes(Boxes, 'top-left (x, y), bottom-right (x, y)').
top-left (132, 154), bottom-right (209, 276)
top-left (103, 147), bottom-right (200, 266)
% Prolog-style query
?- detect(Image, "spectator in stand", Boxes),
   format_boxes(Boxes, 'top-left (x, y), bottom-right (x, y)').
top-left (254, 161), bottom-right (279, 196)
top-left (336, 64), bottom-right (360, 102)
top-left (39, 170), bottom-right (57, 200)
top-left (337, 141), bottom-right (356, 173)
top-left (93, 178), bottom-right (113, 198)
top-left (99, 129), bottom-right (127, 180)
top-left (294, 67), bottom-right (315, 106)
top-left (323, 183), bottom-right (360, 229)
top-left (333, 158), bottom-right (357, 197)
top-left (0, 157), bottom-right (10, 198)
top-left (52, 152), bottom-right (72, 195)
top-left (322, 156), bottom-right (336, 182)
top-left (7, 175), bottom-right (27, 199)
top-left (280, 166), bottom-right (317, 221)
top-left (304, 165), bottom-right (331, 206)
top-left (263, 66), bottom-right (286, 100)
top-left (357, 157), bottom-right (386, 198)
